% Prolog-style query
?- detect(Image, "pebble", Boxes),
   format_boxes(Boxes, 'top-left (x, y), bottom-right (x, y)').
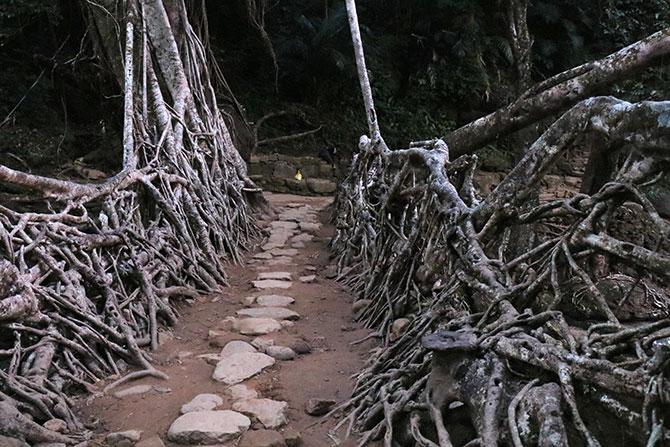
top-left (232, 398), bottom-right (289, 429)
top-left (43, 419), bottom-right (67, 433)
top-left (212, 352), bottom-right (275, 385)
top-left (305, 398), bottom-right (336, 416)
top-left (289, 340), bottom-right (312, 355)
top-left (167, 410), bottom-right (250, 444)
top-left (265, 345), bottom-right (296, 361)
top-left (180, 393), bottom-right (223, 414)
top-left (106, 430), bottom-right (142, 447)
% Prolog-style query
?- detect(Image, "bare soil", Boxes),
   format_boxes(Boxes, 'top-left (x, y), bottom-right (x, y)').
top-left (76, 193), bottom-right (378, 446)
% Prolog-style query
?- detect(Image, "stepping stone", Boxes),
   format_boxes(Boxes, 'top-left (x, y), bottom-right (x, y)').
top-left (233, 398), bottom-right (289, 429)
top-left (304, 265), bottom-right (318, 271)
top-left (180, 393), bottom-right (223, 414)
top-left (227, 384), bottom-right (259, 401)
top-left (236, 307), bottom-right (300, 321)
top-left (213, 352), bottom-right (275, 385)
top-left (234, 318), bottom-right (283, 335)
top-left (265, 257), bottom-right (294, 266)
top-left (269, 248), bottom-right (299, 257)
top-left (299, 222), bottom-right (321, 233)
top-left (220, 340), bottom-right (257, 359)
top-left (265, 346), bottom-right (296, 361)
top-left (256, 295), bottom-right (295, 307)
top-left (270, 221), bottom-right (299, 229)
top-left (291, 241), bottom-right (305, 248)
top-left (167, 410), bottom-right (250, 444)
top-left (257, 272), bottom-right (292, 281)
top-left (243, 296), bottom-right (257, 306)
top-left (251, 337), bottom-right (275, 351)
top-left (238, 429), bottom-right (286, 447)
top-left (299, 275), bottom-right (316, 283)
top-left (292, 233), bottom-right (313, 243)
top-left (253, 279), bottom-right (293, 290)
top-left (254, 252), bottom-right (273, 260)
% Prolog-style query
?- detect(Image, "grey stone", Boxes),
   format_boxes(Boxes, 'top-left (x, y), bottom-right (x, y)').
top-left (252, 279), bottom-right (293, 290)
top-left (106, 430), bottom-right (142, 447)
top-left (135, 436), bottom-right (165, 447)
top-left (236, 307), bottom-right (300, 321)
top-left (256, 295), bottom-right (295, 307)
top-left (234, 318), bottom-right (283, 335)
top-left (291, 233), bottom-right (313, 243)
top-left (289, 340), bottom-right (312, 354)
top-left (251, 337), bottom-right (275, 351)
top-left (254, 252), bottom-right (273, 260)
top-left (180, 393), bottom-right (223, 414)
top-left (257, 272), bottom-right (292, 281)
top-left (265, 257), bottom-right (294, 266)
top-left (299, 222), bottom-right (321, 233)
top-left (352, 299), bottom-right (371, 317)
top-left (113, 384), bottom-right (153, 399)
top-left (232, 398), bottom-right (289, 429)
top-left (306, 178), bottom-right (337, 194)
top-left (291, 241), bottom-right (305, 248)
top-left (243, 296), bottom-right (257, 306)
top-left (283, 429), bottom-right (303, 447)
top-left (197, 353), bottom-right (222, 365)
top-left (227, 384), bottom-right (258, 401)
top-left (305, 398), bottom-right (336, 416)
top-left (298, 275), bottom-right (316, 283)
top-left (213, 352), bottom-right (275, 385)
top-left (265, 346), bottom-right (296, 361)
top-left (220, 340), bottom-right (257, 358)
top-left (391, 318), bottom-right (411, 337)
top-left (270, 221), bottom-right (298, 230)
top-left (239, 430), bottom-right (286, 447)
top-left (167, 410), bottom-right (250, 444)
top-left (269, 248), bottom-right (299, 257)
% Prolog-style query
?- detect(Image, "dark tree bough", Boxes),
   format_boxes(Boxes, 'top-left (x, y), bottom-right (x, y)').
top-left (0, 0), bottom-right (260, 442)
top-left (334, 1), bottom-right (670, 445)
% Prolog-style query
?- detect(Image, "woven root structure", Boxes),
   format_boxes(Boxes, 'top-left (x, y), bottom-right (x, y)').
top-left (331, 96), bottom-right (670, 446)
top-left (0, 1), bottom-right (260, 443)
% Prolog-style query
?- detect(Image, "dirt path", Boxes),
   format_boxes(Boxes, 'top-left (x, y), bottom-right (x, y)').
top-left (78, 193), bottom-right (376, 447)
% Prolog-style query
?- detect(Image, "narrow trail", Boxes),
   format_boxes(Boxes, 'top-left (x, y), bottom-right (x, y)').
top-left (79, 193), bottom-right (376, 447)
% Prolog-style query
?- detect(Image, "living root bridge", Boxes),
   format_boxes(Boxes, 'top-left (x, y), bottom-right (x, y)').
top-left (331, 96), bottom-right (670, 446)
top-left (0, 0), bottom-right (260, 444)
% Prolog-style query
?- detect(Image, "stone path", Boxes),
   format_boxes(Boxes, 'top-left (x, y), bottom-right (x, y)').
top-left (83, 194), bottom-right (373, 447)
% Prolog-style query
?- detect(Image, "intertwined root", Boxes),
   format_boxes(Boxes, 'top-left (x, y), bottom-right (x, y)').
top-left (0, 1), bottom-right (259, 442)
top-left (331, 97), bottom-right (670, 446)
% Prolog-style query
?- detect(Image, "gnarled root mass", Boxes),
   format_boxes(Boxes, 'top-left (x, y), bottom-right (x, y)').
top-left (331, 96), bottom-right (670, 446)
top-left (0, 0), bottom-right (259, 443)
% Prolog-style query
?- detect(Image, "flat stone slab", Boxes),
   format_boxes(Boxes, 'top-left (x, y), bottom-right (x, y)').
top-left (227, 384), bottom-right (259, 401)
top-left (299, 275), bottom-right (316, 283)
top-left (167, 410), bottom-right (250, 444)
top-left (238, 429), bottom-right (286, 447)
top-left (265, 345), bottom-right (296, 361)
top-left (220, 340), bottom-right (257, 359)
top-left (254, 252), bottom-right (273, 260)
top-left (236, 307), bottom-right (300, 321)
top-left (265, 257), bottom-right (294, 266)
top-left (269, 248), bottom-right (299, 257)
top-left (180, 393), bottom-right (223, 414)
top-left (291, 233), bottom-right (313, 243)
top-left (256, 295), bottom-right (295, 307)
top-left (252, 279), bottom-right (293, 290)
top-left (299, 222), bottom-right (321, 233)
top-left (213, 352), bottom-right (275, 385)
top-left (233, 398), bottom-right (289, 429)
top-left (270, 221), bottom-right (298, 230)
top-left (257, 272), bottom-right (292, 281)
top-left (234, 318), bottom-right (283, 335)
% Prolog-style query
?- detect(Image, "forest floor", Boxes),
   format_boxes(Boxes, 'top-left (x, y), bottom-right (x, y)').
top-left (76, 193), bottom-right (378, 447)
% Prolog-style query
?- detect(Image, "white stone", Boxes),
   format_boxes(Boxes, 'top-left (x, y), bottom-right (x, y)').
top-left (220, 340), bottom-right (257, 359)
top-left (167, 410), bottom-right (250, 444)
top-left (256, 295), bottom-right (295, 307)
top-left (252, 279), bottom-right (293, 290)
top-left (212, 352), bottom-right (275, 385)
top-left (257, 272), bottom-right (292, 281)
top-left (265, 346), bottom-right (296, 361)
top-left (232, 398), bottom-right (289, 429)
top-left (180, 394), bottom-right (223, 414)
top-left (234, 318), bottom-right (283, 335)
top-left (299, 275), bottom-right (316, 283)
top-left (236, 307), bottom-right (300, 321)
top-left (227, 384), bottom-right (259, 401)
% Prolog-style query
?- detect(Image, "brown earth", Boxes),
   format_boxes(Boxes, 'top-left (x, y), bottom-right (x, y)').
top-left (76, 193), bottom-right (379, 447)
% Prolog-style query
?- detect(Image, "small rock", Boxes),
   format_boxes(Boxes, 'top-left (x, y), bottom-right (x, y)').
top-left (136, 436), bottom-right (165, 447)
top-left (180, 394), bottom-right (223, 414)
top-left (270, 221), bottom-right (298, 230)
top-left (233, 398), bottom-right (289, 429)
top-left (266, 257), bottom-right (294, 266)
top-left (305, 178), bottom-right (336, 194)
top-left (227, 384), bottom-right (259, 401)
top-left (257, 272), bottom-right (292, 281)
top-left (391, 318), bottom-right (411, 337)
top-left (265, 346), bottom-right (296, 361)
top-left (43, 419), bottom-right (67, 433)
top-left (106, 430), bottom-right (142, 447)
top-left (305, 398), bottom-right (336, 416)
top-left (208, 330), bottom-right (231, 348)
top-left (304, 265), bottom-right (318, 271)
top-left (153, 386), bottom-right (172, 394)
top-left (220, 340), bottom-right (257, 359)
top-left (239, 430), bottom-right (286, 447)
top-left (197, 353), bottom-right (221, 365)
top-left (270, 248), bottom-right (299, 257)
top-left (113, 384), bottom-right (153, 399)
top-left (299, 221), bottom-right (322, 233)
top-left (283, 429), bottom-right (303, 447)
top-left (167, 410), bottom-right (250, 444)
top-left (289, 340), bottom-right (312, 355)
top-left (252, 279), bottom-right (293, 290)
top-left (213, 352), bottom-right (276, 385)
top-left (352, 299), bottom-right (371, 317)
top-left (292, 233), bottom-right (314, 243)
top-left (280, 320), bottom-right (295, 329)
top-left (251, 337), bottom-right (275, 351)
top-left (236, 307), bottom-right (300, 321)
top-left (234, 318), bottom-right (283, 335)
top-left (256, 295), bottom-right (295, 307)
top-left (324, 265), bottom-right (338, 279)
top-left (243, 296), bottom-right (257, 306)
top-left (298, 275), bottom-right (316, 283)
top-left (214, 316), bottom-right (238, 331)
top-left (340, 324), bottom-right (355, 332)
top-left (254, 252), bottom-right (273, 260)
